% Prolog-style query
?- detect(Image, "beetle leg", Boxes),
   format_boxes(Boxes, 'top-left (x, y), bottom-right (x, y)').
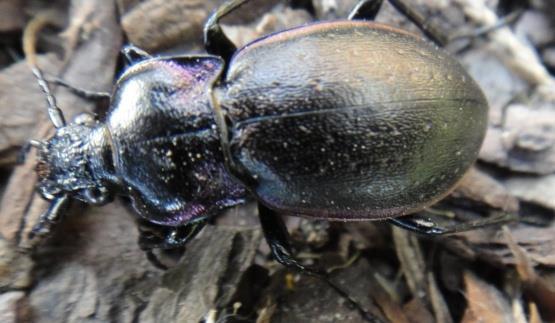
top-left (121, 44), bottom-right (152, 64)
top-left (28, 194), bottom-right (70, 240)
top-left (258, 203), bottom-right (383, 323)
top-left (385, 0), bottom-right (448, 46)
top-left (137, 220), bottom-right (206, 251)
top-left (204, 0), bottom-right (251, 64)
top-left (138, 220), bottom-right (207, 270)
top-left (448, 8), bottom-right (524, 43)
top-left (17, 140), bottom-right (40, 164)
top-left (388, 211), bottom-right (517, 235)
top-left (348, 0), bottom-right (384, 21)
top-left (45, 76), bottom-right (111, 101)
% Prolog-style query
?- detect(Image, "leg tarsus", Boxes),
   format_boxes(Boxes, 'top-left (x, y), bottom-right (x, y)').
top-left (388, 211), bottom-right (517, 236)
top-left (258, 203), bottom-right (383, 323)
top-left (29, 194), bottom-right (70, 240)
top-left (349, 0), bottom-right (384, 21)
top-left (145, 250), bottom-right (169, 270)
top-left (204, 0), bottom-right (251, 63)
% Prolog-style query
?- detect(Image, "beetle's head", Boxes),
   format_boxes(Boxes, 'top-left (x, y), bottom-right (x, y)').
top-left (34, 118), bottom-right (113, 205)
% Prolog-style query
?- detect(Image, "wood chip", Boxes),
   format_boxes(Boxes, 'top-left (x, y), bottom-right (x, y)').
top-left (121, 0), bottom-right (220, 52)
top-left (461, 271), bottom-right (513, 323)
top-left (453, 167), bottom-right (519, 213)
top-left (0, 1), bottom-right (24, 32)
top-left (139, 226), bottom-right (261, 323)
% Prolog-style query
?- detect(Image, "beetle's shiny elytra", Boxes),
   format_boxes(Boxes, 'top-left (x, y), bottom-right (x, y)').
top-left (213, 21), bottom-right (488, 220)
top-left (35, 20), bottom-right (487, 228)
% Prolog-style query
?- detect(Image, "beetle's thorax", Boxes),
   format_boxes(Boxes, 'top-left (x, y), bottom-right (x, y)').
top-left (36, 122), bottom-right (115, 204)
top-left (97, 55), bottom-right (247, 225)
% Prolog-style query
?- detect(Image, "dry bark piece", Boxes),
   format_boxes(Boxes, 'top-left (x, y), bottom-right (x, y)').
top-left (30, 265), bottom-right (99, 322)
top-left (116, 0), bottom-right (142, 16)
top-left (0, 1), bottom-right (25, 32)
top-left (139, 226), bottom-right (261, 323)
top-left (0, 238), bottom-right (33, 290)
top-left (544, 47), bottom-right (555, 70)
top-left (502, 104), bottom-right (555, 174)
top-left (393, 227), bottom-right (454, 323)
top-left (528, 302), bottom-right (543, 323)
top-left (515, 10), bottom-right (555, 47)
top-left (504, 227), bottom-right (555, 321)
top-left (402, 298), bottom-right (435, 323)
top-left (222, 6), bottom-right (312, 49)
top-left (121, 0), bottom-right (222, 52)
top-left (452, 167), bottom-right (519, 213)
top-left (122, 0), bottom-right (303, 53)
top-left (463, 47), bottom-right (529, 127)
top-left (427, 272), bottom-right (453, 323)
top-left (0, 291), bottom-right (27, 323)
top-left (461, 271), bottom-right (514, 323)
top-left (448, 220), bottom-right (555, 268)
top-left (374, 292), bottom-right (410, 323)
top-left (505, 174), bottom-right (555, 211)
top-left (480, 102), bottom-right (555, 174)
top-left (392, 227), bottom-right (426, 300)
top-left (267, 259), bottom-right (386, 323)
top-left (29, 201), bottom-right (162, 323)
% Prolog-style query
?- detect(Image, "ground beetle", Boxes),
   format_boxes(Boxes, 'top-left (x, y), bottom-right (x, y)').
top-left (25, 0), bottom-right (510, 320)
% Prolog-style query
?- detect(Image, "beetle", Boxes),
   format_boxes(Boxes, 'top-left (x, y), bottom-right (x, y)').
top-left (26, 0), bottom-right (509, 320)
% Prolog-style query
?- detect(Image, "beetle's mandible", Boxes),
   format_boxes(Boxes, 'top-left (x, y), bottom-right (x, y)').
top-left (25, 0), bottom-right (507, 320)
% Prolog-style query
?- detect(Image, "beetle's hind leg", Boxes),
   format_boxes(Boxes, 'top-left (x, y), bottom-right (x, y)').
top-left (388, 211), bottom-right (517, 235)
top-left (204, 0), bottom-right (252, 64)
top-left (349, 0), bottom-right (447, 46)
top-left (258, 203), bottom-right (383, 323)
top-left (385, 0), bottom-right (449, 46)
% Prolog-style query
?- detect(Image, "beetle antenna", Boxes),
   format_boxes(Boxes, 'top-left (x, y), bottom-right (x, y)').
top-left (23, 11), bottom-right (66, 128)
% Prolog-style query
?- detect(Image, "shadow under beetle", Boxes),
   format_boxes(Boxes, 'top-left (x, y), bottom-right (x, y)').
top-left (27, 0), bottom-right (511, 321)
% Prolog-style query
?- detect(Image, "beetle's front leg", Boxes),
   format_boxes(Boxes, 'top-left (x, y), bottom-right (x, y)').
top-left (29, 194), bottom-right (70, 240)
top-left (388, 211), bottom-right (517, 235)
top-left (258, 203), bottom-right (383, 323)
top-left (137, 219), bottom-right (206, 251)
top-left (137, 219), bottom-right (207, 270)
